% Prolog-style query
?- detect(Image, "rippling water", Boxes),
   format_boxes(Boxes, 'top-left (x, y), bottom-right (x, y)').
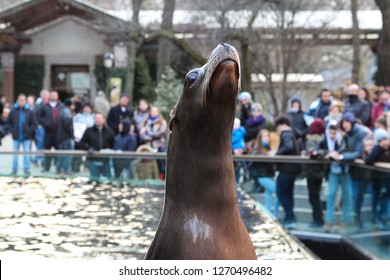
top-left (0, 177), bottom-right (313, 260)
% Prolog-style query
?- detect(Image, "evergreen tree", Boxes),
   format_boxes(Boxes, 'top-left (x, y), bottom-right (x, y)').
top-left (134, 55), bottom-right (156, 102)
top-left (154, 66), bottom-right (182, 119)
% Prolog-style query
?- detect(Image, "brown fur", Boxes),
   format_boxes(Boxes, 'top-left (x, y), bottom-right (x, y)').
top-left (145, 44), bottom-right (257, 260)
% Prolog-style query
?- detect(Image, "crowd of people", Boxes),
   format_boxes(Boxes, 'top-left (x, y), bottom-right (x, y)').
top-left (1, 83), bottom-right (390, 232)
top-left (0, 90), bottom-right (168, 181)
top-left (234, 84), bottom-right (390, 232)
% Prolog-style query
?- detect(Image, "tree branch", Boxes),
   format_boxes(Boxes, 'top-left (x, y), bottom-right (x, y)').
top-left (145, 30), bottom-right (207, 66)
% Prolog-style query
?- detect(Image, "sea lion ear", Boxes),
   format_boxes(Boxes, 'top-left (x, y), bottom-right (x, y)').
top-left (169, 107), bottom-right (177, 132)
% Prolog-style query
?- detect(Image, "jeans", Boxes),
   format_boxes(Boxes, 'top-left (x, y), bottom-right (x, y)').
top-left (352, 179), bottom-right (370, 224)
top-left (43, 132), bottom-right (58, 171)
top-left (326, 172), bottom-right (353, 224)
top-left (372, 177), bottom-right (390, 222)
top-left (56, 139), bottom-right (73, 173)
top-left (113, 158), bottom-right (132, 178)
top-left (276, 172), bottom-right (297, 221)
top-left (307, 177), bottom-right (324, 225)
top-left (257, 177), bottom-right (279, 217)
top-left (88, 160), bottom-right (111, 179)
top-left (35, 126), bottom-right (45, 164)
top-left (12, 140), bottom-right (31, 173)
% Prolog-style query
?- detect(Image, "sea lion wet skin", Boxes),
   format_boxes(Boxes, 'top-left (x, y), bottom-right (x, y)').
top-left (145, 43), bottom-right (257, 260)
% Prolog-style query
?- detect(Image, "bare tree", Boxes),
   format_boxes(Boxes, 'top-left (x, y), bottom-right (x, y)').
top-left (156, 0), bottom-right (175, 82)
top-left (124, 0), bottom-right (142, 104)
top-left (375, 0), bottom-right (390, 86)
top-left (351, 0), bottom-right (361, 84)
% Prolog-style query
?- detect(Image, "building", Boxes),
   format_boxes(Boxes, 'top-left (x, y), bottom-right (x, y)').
top-left (0, 0), bottom-right (128, 102)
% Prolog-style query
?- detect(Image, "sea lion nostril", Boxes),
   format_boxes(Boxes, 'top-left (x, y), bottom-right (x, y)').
top-left (220, 43), bottom-right (229, 50)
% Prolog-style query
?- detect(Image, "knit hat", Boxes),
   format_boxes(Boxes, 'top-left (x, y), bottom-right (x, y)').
top-left (251, 102), bottom-right (263, 112)
top-left (290, 98), bottom-right (302, 105)
top-left (238, 91), bottom-right (252, 101)
top-left (374, 128), bottom-right (390, 142)
top-left (341, 112), bottom-right (356, 124)
top-left (309, 118), bottom-right (325, 135)
top-left (64, 98), bottom-right (73, 107)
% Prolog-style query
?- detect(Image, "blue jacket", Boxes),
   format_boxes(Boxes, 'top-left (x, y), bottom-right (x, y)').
top-left (308, 98), bottom-right (334, 120)
top-left (232, 126), bottom-right (245, 150)
top-left (7, 104), bottom-right (36, 140)
top-left (339, 123), bottom-right (370, 161)
top-left (114, 121), bottom-right (137, 152)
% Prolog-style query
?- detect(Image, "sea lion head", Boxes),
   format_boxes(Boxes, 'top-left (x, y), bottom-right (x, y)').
top-left (169, 43), bottom-right (240, 140)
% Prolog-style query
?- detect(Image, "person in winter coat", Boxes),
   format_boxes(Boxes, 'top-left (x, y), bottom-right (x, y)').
top-left (140, 106), bottom-right (168, 178)
top-left (371, 89), bottom-right (390, 129)
top-left (237, 91), bottom-right (253, 127)
top-left (36, 91), bottom-right (63, 171)
top-left (321, 120), bottom-right (348, 232)
top-left (232, 118), bottom-right (246, 155)
top-left (113, 119), bottom-right (138, 178)
top-left (32, 89), bottom-right (49, 166)
top-left (139, 106), bottom-right (167, 151)
top-left (274, 114), bottom-right (301, 229)
top-left (133, 98), bottom-right (150, 133)
top-left (55, 99), bottom-right (74, 174)
top-left (303, 118), bottom-right (326, 228)
top-left (365, 128), bottom-right (390, 228)
top-left (244, 102), bottom-right (267, 153)
top-left (287, 98), bottom-right (308, 151)
top-left (72, 102), bottom-right (95, 172)
top-left (7, 94), bottom-right (36, 175)
top-left (80, 112), bottom-right (115, 179)
top-left (106, 95), bottom-right (133, 135)
top-left (307, 89), bottom-right (334, 120)
top-left (133, 144), bottom-right (160, 180)
top-left (326, 112), bottom-right (370, 231)
top-left (249, 129), bottom-right (279, 217)
top-left (344, 84), bottom-right (371, 127)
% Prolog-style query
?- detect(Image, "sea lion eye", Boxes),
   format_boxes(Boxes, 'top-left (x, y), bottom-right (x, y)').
top-left (186, 72), bottom-right (198, 87)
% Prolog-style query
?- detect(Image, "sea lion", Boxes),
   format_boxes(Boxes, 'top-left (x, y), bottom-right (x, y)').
top-left (145, 43), bottom-right (257, 260)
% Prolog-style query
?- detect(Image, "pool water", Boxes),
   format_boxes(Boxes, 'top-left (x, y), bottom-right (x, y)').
top-left (0, 177), bottom-right (313, 260)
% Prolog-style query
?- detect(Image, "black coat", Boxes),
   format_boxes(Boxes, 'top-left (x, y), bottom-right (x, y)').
top-left (365, 145), bottom-right (390, 181)
top-left (80, 125), bottom-right (115, 162)
top-left (276, 129), bottom-right (301, 174)
top-left (56, 107), bottom-right (74, 143)
top-left (287, 110), bottom-right (308, 139)
top-left (36, 102), bottom-right (63, 133)
top-left (344, 95), bottom-right (370, 126)
top-left (106, 105), bottom-right (133, 135)
top-left (7, 105), bottom-right (36, 140)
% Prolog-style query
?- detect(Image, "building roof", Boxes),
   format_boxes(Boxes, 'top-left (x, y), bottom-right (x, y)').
top-left (0, 0), bottom-right (127, 33)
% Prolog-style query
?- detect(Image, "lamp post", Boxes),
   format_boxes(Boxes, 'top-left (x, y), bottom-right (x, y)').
top-left (103, 52), bottom-right (114, 99)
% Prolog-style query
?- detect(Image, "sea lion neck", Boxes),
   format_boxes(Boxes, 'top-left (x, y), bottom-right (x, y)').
top-left (165, 43), bottom-right (240, 203)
